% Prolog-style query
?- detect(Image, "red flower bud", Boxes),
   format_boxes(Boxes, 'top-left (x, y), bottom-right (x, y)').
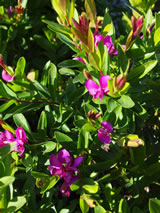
top-left (0, 56), bottom-right (7, 69)
top-left (83, 69), bottom-right (92, 80)
top-left (131, 16), bottom-right (144, 39)
top-left (72, 13), bottom-right (89, 36)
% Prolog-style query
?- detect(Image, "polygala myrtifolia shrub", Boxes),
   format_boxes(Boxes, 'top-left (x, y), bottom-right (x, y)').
top-left (0, 0), bottom-right (160, 212)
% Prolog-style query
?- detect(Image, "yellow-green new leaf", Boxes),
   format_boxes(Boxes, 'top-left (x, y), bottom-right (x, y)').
top-left (84, 0), bottom-right (97, 27)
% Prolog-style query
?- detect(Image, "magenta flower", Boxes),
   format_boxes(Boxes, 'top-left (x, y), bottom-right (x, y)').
top-left (13, 127), bottom-right (28, 157)
top-left (0, 127), bottom-right (27, 156)
top-left (94, 33), bottom-right (118, 55)
top-left (6, 6), bottom-right (14, 19)
top-left (48, 149), bottom-right (83, 197)
top-left (85, 75), bottom-right (111, 100)
top-left (2, 70), bottom-right (15, 82)
top-left (97, 121), bottom-right (113, 144)
top-left (0, 130), bottom-right (15, 148)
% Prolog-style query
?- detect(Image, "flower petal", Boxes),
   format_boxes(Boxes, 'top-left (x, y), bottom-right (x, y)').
top-left (2, 70), bottom-right (15, 82)
top-left (60, 182), bottom-right (71, 197)
top-left (49, 154), bottom-right (62, 168)
top-left (16, 127), bottom-right (27, 143)
top-left (58, 149), bottom-right (72, 164)
top-left (94, 33), bottom-right (104, 51)
top-left (99, 75), bottom-right (111, 94)
top-left (101, 121), bottom-right (113, 133)
top-left (72, 156), bottom-right (83, 168)
top-left (4, 130), bottom-right (15, 141)
top-left (85, 79), bottom-right (101, 99)
top-left (97, 131), bottom-right (111, 144)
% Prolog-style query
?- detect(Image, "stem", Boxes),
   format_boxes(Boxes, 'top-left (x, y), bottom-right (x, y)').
top-left (99, 69), bottom-right (103, 76)
top-left (0, 98), bottom-right (59, 106)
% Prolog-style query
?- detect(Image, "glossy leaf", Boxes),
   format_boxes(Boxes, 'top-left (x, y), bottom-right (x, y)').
top-left (15, 57), bottom-right (26, 80)
top-left (149, 198), bottom-right (160, 213)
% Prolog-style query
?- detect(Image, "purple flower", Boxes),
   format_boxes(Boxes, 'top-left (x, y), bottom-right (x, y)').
top-left (97, 121), bottom-right (113, 144)
top-left (2, 70), bottom-right (15, 82)
top-left (0, 127), bottom-right (27, 156)
top-left (94, 33), bottom-right (118, 55)
top-left (48, 149), bottom-right (83, 197)
top-left (85, 75), bottom-right (111, 100)
top-left (6, 6), bottom-right (14, 19)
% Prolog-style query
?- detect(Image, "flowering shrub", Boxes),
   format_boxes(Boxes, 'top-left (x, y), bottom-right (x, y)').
top-left (0, 0), bottom-right (160, 212)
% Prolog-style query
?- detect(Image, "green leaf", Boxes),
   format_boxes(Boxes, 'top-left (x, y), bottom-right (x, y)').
top-left (0, 80), bottom-right (17, 99)
top-left (37, 111), bottom-right (47, 139)
top-left (117, 95), bottom-right (135, 109)
top-left (31, 171), bottom-right (50, 179)
top-left (58, 59), bottom-right (85, 68)
top-left (50, 0), bottom-right (66, 23)
top-left (6, 196), bottom-right (27, 213)
top-left (107, 98), bottom-right (118, 113)
top-left (155, 12), bottom-right (160, 30)
top-left (55, 131), bottom-right (73, 143)
top-left (132, 206), bottom-right (144, 213)
top-left (0, 176), bottom-right (15, 191)
top-left (15, 57), bottom-right (26, 80)
top-left (83, 160), bottom-right (116, 173)
top-left (102, 8), bottom-right (115, 37)
top-left (22, 154), bottom-right (34, 171)
top-left (41, 141), bottom-right (56, 154)
top-left (59, 68), bottom-right (75, 76)
top-left (47, 62), bottom-right (57, 100)
top-left (40, 176), bottom-right (60, 194)
top-left (94, 205), bottom-right (106, 213)
top-left (58, 33), bottom-right (78, 52)
top-left (13, 113), bottom-right (32, 136)
top-left (43, 20), bottom-right (71, 36)
top-left (0, 143), bottom-right (16, 160)
top-left (127, 60), bottom-right (158, 81)
top-left (0, 100), bottom-right (15, 113)
top-left (77, 122), bottom-right (95, 151)
top-left (70, 180), bottom-right (80, 191)
top-left (31, 81), bottom-right (51, 100)
top-left (118, 44), bottom-right (129, 73)
top-left (103, 46), bottom-right (109, 75)
top-left (146, 0), bottom-right (157, 11)
top-left (84, 0), bottom-right (96, 27)
top-left (154, 27), bottom-right (160, 46)
top-left (118, 198), bottom-right (129, 213)
top-left (3, 103), bottom-right (44, 120)
top-left (80, 196), bottom-right (89, 213)
top-left (88, 28), bottom-right (95, 52)
top-left (68, 86), bottom-right (86, 105)
top-left (149, 198), bottom-right (160, 213)
top-left (88, 52), bottom-right (100, 69)
top-left (82, 179), bottom-right (99, 194)
top-left (0, 6), bottom-right (4, 16)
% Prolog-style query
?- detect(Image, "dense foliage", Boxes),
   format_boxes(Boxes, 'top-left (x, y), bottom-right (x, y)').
top-left (0, 0), bottom-right (160, 212)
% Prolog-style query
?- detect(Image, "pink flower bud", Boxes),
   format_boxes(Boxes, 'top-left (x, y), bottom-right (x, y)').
top-left (131, 16), bottom-right (144, 39)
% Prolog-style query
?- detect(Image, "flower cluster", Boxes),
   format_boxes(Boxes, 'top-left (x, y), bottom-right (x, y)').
top-left (85, 75), bottom-right (111, 100)
top-left (48, 149), bottom-right (83, 197)
top-left (98, 121), bottom-right (113, 144)
top-left (0, 127), bottom-right (27, 156)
